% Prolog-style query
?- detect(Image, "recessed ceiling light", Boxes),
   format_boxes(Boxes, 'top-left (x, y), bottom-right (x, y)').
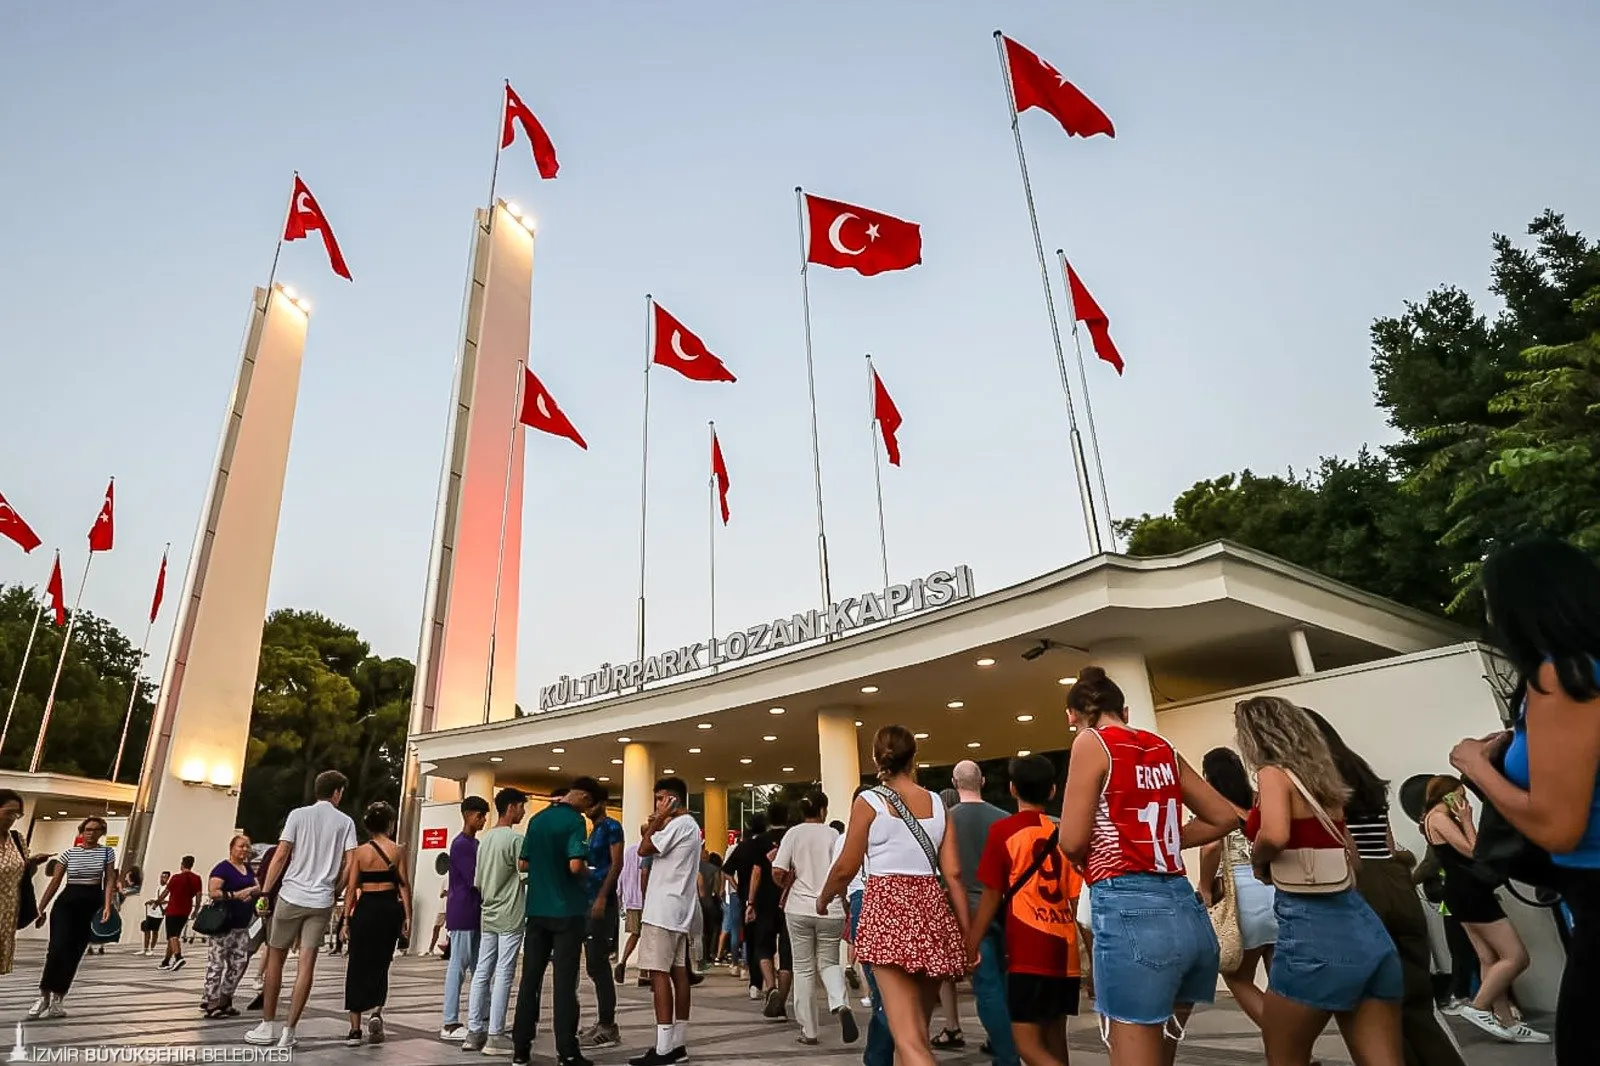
top-left (617, 736), bottom-right (632, 743)
top-left (663, 768), bottom-right (675, 774)
top-left (854, 720), bottom-right (863, 727)
top-left (860, 685), bottom-right (878, 694)
top-left (781, 767), bottom-right (795, 773)
top-left (551, 747), bottom-right (565, 754)
top-left (768, 707), bottom-right (785, 715)
top-left (967, 742), bottom-right (981, 749)
top-left (688, 747), bottom-right (702, 754)
top-left (705, 776), bottom-right (716, 782)
top-left (1058, 676), bottom-right (1076, 686)
top-left (1016, 714), bottom-right (1034, 723)
top-left (41, 816), bottom-right (51, 821)
top-left (976, 657), bottom-right (996, 667)
top-left (1068, 724), bottom-right (1078, 732)
top-left (57, 811), bottom-right (67, 816)
top-left (917, 763), bottom-right (930, 769)
top-left (739, 758), bottom-right (753, 765)
top-left (947, 700), bottom-right (964, 709)
top-left (697, 723), bottom-right (713, 730)
top-left (914, 732), bottom-right (930, 740)
top-left (598, 776), bottom-right (610, 782)
top-left (548, 766), bottom-right (561, 772)
top-left (611, 758), bottom-right (623, 765)
top-left (742, 783), bottom-right (753, 788)
top-left (489, 756), bottom-right (504, 763)
top-left (762, 735), bottom-right (777, 742)
top-left (1018, 749), bottom-right (1032, 757)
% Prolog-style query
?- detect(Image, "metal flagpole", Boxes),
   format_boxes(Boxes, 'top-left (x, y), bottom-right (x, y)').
top-left (865, 355), bottom-right (890, 592)
top-left (1057, 249), bottom-right (1117, 550)
top-left (110, 615), bottom-right (156, 782)
top-left (0, 571), bottom-right (46, 758)
top-left (992, 31), bottom-right (1103, 555)
top-left (264, 172), bottom-right (296, 299)
top-left (708, 421), bottom-right (718, 674)
top-left (793, 187), bottom-right (834, 612)
top-left (31, 551), bottom-right (94, 773)
top-left (636, 295), bottom-right (654, 677)
top-left (484, 356), bottom-right (525, 724)
top-left (488, 80), bottom-right (507, 208)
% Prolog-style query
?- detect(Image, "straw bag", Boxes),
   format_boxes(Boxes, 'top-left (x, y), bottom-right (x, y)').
top-left (1207, 839), bottom-right (1244, 973)
top-left (1269, 769), bottom-right (1358, 894)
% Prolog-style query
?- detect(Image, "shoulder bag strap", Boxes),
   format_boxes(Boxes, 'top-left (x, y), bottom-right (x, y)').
top-left (1283, 769), bottom-right (1361, 868)
top-left (872, 786), bottom-right (941, 876)
top-left (1000, 826), bottom-right (1061, 907)
top-left (368, 839), bottom-right (397, 871)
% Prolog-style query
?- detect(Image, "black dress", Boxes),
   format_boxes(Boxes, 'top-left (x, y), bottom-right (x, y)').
top-left (1430, 824), bottom-right (1505, 925)
top-left (343, 843), bottom-right (406, 1013)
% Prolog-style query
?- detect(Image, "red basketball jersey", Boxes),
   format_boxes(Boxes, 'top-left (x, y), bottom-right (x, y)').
top-left (1084, 724), bottom-right (1187, 883)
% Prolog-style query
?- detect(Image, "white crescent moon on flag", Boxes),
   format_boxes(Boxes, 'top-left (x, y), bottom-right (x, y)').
top-left (535, 393), bottom-right (552, 419)
top-left (827, 212), bottom-right (866, 255)
top-left (670, 330), bottom-right (700, 362)
top-left (295, 191), bottom-right (314, 214)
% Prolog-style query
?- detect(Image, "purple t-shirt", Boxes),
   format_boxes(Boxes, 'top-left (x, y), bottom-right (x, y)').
top-left (209, 861), bottom-right (257, 931)
top-left (445, 833), bottom-right (481, 932)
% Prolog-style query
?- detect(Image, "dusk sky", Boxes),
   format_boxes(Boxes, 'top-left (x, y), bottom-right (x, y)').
top-left (2, 3), bottom-right (1594, 714)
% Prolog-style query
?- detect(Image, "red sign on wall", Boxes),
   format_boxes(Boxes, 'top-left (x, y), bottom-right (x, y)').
top-left (422, 828), bottom-right (448, 850)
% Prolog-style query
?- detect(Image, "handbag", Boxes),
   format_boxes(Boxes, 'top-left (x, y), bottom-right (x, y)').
top-left (1207, 836), bottom-right (1244, 973)
top-left (1463, 738), bottom-right (1562, 903)
top-left (1267, 769), bottom-right (1359, 894)
top-left (12, 832), bottom-right (37, 930)
top-left (192, 900), bottom-right (229, 936)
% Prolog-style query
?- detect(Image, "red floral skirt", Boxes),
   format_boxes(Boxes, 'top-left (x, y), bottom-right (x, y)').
top-left (854, 873), bottom-right (966, 977)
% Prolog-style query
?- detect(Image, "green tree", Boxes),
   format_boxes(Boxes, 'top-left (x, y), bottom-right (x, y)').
top-left (0, 584), bottom-right (155, 780)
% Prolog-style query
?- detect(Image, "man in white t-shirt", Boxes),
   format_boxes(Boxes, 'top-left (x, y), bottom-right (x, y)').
top-left (628, 777), bottom-right (701, 1066)
top-left (245, 770), bottom-right (359, 1049)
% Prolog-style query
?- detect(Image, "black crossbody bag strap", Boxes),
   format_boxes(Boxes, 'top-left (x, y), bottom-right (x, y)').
top-left (871, 786), bottom-right (941, 875)
top-left (1000, 827), bottom-right (1061, 907)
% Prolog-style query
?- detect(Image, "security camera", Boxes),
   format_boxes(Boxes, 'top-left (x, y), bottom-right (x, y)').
top-left (1021, 639), bottom-right (1078, 661)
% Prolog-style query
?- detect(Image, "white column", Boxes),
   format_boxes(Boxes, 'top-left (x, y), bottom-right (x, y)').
top-left (702, 784), bottom-right (728, 857)
top-left (1089, 640), bottom-right (1157, 733)
top-left (817, 708), bottom-right (861, 827)
top-left (465, 769), bottom-right (496, 807)
top-left (622, 742), bottom-right (657, 846)
top-left (1289, 627), bottom-right (1316, 677)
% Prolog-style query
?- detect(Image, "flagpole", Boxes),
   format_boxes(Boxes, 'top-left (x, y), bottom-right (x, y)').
top-left (0, 575), bottom-right (46, 759)
top-left (636, 294), bottom-right (654, 680)
top-left (992, 31), bottom-right (1103, 555)
top-left (488, 79), bottom-right (507, 208)
top-left (793, 187), bottom-right (834, 613)
top-left (1057, 249), bottom-right (1118, 550)
top-left (31, 552), bottom-right (94, 773)
top-left (708, 421), bottom-right (718, 675)
top-left (865, 356), bottom-right (890, 593)
top-left (484, 358), bottom-right (524, 724)
top-left (110, 542), bottom-right (168, 782)
top-left (264, 172), bottom-right (296, 299)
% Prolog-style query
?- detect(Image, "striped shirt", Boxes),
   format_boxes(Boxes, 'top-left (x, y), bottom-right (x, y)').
top-left (1345, 814), bottom-right (1392, 860)
top-left (57, 845), bottom-right (114, 885)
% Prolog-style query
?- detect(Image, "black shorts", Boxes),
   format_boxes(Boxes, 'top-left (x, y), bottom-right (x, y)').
top-left (164, 915), bottom-right (189, 939)
top-left (139, 916), bottom-right (161, 933)
top-left (776, 919), bottom-right (793, 972)
top-left (1007, 974), bottom-right (1080, 1024)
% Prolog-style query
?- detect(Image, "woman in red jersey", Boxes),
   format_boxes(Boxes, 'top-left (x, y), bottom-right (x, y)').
top-left (1060, 668), bottom-right (1237, 1066)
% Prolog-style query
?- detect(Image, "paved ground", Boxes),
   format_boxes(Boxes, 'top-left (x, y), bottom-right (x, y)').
top-left (0, 942), bottom-right (1551, 1064)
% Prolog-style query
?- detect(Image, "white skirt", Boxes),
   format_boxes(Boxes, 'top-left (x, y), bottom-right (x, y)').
top-left (1231, 863), bottom-right (1277, 950)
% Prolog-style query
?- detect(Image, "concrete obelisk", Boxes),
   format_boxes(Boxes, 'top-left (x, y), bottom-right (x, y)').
top-left (401, 201), bottom-right (535, 938)
top-left (122, 285), bottom-right (311, 878)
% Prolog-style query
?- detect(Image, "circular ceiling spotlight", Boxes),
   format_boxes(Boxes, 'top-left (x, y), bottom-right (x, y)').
top-left (768, 707), bottom-right (785, 715)
top-left (947, 701), bottom-right (965, 709)
top-left (697, 723), bottom-right (713, 730)
top-left (617, 736), bottom-right (632, 743)
top-left (781, 766), bottom-right (795, 773)
top-left (966, 742), bottom-right (981, 749)
top-left (976, 657), bottom-right (996, 667)
top-left (547, 766), bottom-right (561, 772)
top-left (860, 685), bottom-right (878, 694)
top-left (489, 756), bottom-right (504, 763)
top-left (551, 747), bottom-right (565, 754)
top-left (739, 758), bottom-right (753, 765)
top-left (914, 732), bottom-right (930, 740)
top-left (611, 758), bottom-right (623, 766)
top-left (598, 776), bottom-right (610, 782)
top-left (762, 735), bottom-right (777, 742)
top-left (1017, 749), bottom-right (1032, 757)
top-left (688, 747), bottom-right (702, 754)
top-left (1016, 714), bottom-right (1034, 723)
top-left (1058, 676), bottom-right (1076, 686)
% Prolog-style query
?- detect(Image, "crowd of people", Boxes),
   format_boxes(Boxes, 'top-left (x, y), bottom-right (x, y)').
top-left (0, 535), bottom-right (1596, 1066)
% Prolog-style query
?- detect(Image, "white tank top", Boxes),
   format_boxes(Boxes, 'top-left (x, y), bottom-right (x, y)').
top-left (862, 788), bottom-right (947, 877)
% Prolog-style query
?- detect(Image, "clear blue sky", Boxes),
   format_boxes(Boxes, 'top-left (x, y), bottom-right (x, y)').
top-left (2, 2), bottom-right (1594, 712)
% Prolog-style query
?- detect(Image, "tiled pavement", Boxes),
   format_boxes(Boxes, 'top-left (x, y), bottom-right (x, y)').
top-left (0, 942), bottom-right (1551, 1064)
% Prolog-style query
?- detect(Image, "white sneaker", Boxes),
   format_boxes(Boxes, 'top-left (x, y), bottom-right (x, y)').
top-left (1441, 999), bottom-right (1467, 1017)
top-left (276, 1026), bottom-right (298, 1049)
top-left (748, 986), bottom-right (761, 1001)
top-left (1459, 1006), bottom-right (1514, 1042)
top-left (45, 1001), bottom-right (67, 1020)
top-left (1504, 1022), bottom-right (1551, 1044)
top-left (244, 1021), bottom-right (282, 1046)
top-left (25, 996), bottom-right (48, 1020)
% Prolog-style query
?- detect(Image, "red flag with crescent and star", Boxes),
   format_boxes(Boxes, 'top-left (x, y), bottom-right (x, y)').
top-left (871, 366), bottom-right (904, 466)
top-left (710, 429), bottom-right (731, 525)
top-left (46, 552), bottom-right (66, 626)
top-left (0, 491), bottom-right (41, 554)
top-left (518, 367), bottom-right (587, 449)
top-left (88, 480), bottom-right (114, 552)
top-left (502, 83), bottom-right (560, 180)
top-left (150, 548), bottom-right (168, 624)
top-left (283, 175), bottom-right (352, 281)
top-left (803, 194), bottom-right (922, 276)
top-left (652, 304), bottom-right (736, 383)
top-left (1001, 35), bottom-right (1115, 140)
top-left (1063, 260), bottom-right (1124, 374)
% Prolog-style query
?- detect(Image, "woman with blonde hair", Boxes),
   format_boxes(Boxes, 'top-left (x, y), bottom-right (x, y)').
top-left (202, 834), bottom-right (259, 1017)
top-left (1235, 696), bottom-right (1402, 1066)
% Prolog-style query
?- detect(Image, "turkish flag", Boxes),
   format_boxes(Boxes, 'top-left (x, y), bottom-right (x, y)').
top-left (518, 367), bottom-right (587, 449)
top-left (652, 304), bottom-right (736, 383)
top-left (88, 480), bottom-right (114, 552)
top-left (46, 553), bottom-right (66, 626)
top-left (150, 548), bottom-right (168, 623)
top-left (0, 491), bottom-right (41, 554)
top-left (1002, 35), bottom-right (1115, 140)
top-left (1063, 260), bottom-right (1124, 374)
top-left (710, 430), bottom-right (731, 525)
top-left (871, 367), bottom-right (904, 466)
top-left (803, 194), bottom-right (921, 276)
top-left (502, 83), bottom-right (560, 180)
top-left (283, 175), bottom-right (353, 280)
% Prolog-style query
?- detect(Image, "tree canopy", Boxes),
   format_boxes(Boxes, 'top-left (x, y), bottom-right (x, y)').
top-left (1119, 210), bottom-right (1600, 616)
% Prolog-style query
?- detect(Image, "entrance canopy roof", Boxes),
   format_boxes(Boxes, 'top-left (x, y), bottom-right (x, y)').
top-left (413, 542), bottom-right (1464, 791)
top-left (0, 770), bottom-right (138, 824)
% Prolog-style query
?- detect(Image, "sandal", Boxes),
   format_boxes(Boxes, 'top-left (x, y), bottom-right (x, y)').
top-left (932, 1028), bottom-right (965, 1050)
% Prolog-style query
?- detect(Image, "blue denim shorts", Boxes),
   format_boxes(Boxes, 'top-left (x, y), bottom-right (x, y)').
top-left (1270, 888), bottom-right (1403, 1012)
top-left (1089, 873), bottom-right (1219, 1025)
